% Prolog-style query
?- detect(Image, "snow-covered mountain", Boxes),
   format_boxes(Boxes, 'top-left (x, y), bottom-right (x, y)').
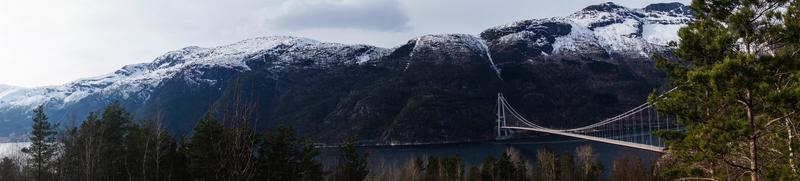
top-left (0, 36), bottom-right (387, 112)
top-left (482, 2), bottom-right (692, 59)
top-left (0, 2), bottom-right (691, 142)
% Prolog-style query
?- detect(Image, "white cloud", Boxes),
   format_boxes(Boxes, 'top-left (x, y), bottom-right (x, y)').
top-left (266, 0), bottom-right (410, 31)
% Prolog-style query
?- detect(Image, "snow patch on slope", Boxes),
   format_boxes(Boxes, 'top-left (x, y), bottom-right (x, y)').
top-left (550, 22), bottom-right (594, 53)
top-left (405, 34), bottom-right (502, 78)
top-left (642, 24), bottom-right (683, 46)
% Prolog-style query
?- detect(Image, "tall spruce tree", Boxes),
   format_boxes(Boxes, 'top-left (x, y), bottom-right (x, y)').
top-left (123, 119), bottom-right (184, 181)
top-left (186, 112), bottom-right (224, 181)
top-left (100, 102), bottom-right (134, 180)
top-left (256, 125), bottom-right (323, 181)
top-left (334, 137), bottom-right (368, 181)
top-left (56, 113), bottom-right (101, 181)
top-left (493, 153), bottom-right (518, 181)
top-left (22, 105), bottom-right (57, 181)
top-left (653, 0), bottom-right (800, 180)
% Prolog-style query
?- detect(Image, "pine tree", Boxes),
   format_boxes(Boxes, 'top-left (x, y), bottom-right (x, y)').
top-left (55, 113), bottom-right (100, 181)
top-left (123, 119), bottom-right (184, 181)
top-left (22, 105), bottom-right (57, 181)
top-left (56, 103), bottom-right (134, 180)
top-left (334, 137), bottom-right (368, 181)
top-left (653, 0), bottom-right (800, 180)
top-left (166, 135), bottom-right (190, 181)
top-left (124, 122), bottom-right (146, 179)
top-left (297, 139), bottom-right (324, 181)
top-left (186, 112), bottom-right (224, 181)
top-left (256, 125), bottom-right (324, 181)
top-left (493, 153), bottom-right (516, 180)
top-left (256, 125), bottom-right (295, 180)
top-left (99, 102), bottom-right (134, 180)
top-left (504, 148), bottom-right (530, 181)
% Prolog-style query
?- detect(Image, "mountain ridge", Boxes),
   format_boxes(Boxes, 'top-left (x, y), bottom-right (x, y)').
top-left (0, 2), bottom-right (690, 143)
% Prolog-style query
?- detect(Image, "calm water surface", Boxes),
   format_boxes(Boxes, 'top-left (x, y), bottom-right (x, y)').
top-left (322, 134), bottom-right (662, 170)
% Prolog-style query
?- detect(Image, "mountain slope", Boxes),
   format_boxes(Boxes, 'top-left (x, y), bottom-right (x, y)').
top-left (0, 2), bottom-right (690, 143)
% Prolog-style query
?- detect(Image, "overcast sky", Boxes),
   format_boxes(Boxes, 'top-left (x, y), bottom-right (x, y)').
top-left (0, 0), bottom-right (688, 87)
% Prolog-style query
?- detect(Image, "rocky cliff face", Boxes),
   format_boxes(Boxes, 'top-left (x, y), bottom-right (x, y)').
top-left (0, 2), bottom-right (690, 143)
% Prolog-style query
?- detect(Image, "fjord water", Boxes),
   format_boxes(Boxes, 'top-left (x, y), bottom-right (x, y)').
top-left (321, 134), bottom-right (662, 170)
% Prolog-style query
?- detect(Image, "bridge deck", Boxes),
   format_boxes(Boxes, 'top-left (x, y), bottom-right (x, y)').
top-left (502, 126), bottom-right (665, 153)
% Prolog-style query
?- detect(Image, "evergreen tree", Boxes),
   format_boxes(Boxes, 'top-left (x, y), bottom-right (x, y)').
top-left (257, 125), bottom-right (296, 180)
top-left (493, 153), bottom-right (516, 180)
top-left (124, 119), bottom-right (185, 181)
top-left (167, 136), bottom-right (191, 181)
top-left (61, 103), bottom-right (134, 180)
top-left (99, 102), bottom-right (134, 180)
top-left (256, 125), bottom-right (323, 181)
top-left (124, 122), bottom-right (146, 179)
top-left (186, 112), bottom-right (224, 181)
top-left (505, 148), bottom-right (530, 181)
top-left (56, 113), bottom-right (100, 181)
top-left (334, 137), bottom-right (368, 181)
top-left (653, 0), bottom-right (800, 180)
top-left (52, 103), bottom-right (135, 181)
top-left (22, 105), bottom-right (57, 181)
top-left (296, 139), bottom-right (324, 180)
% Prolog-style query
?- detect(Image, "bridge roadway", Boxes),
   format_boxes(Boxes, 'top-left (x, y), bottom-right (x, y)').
top-left (501, 126), bottom-right (665, 153)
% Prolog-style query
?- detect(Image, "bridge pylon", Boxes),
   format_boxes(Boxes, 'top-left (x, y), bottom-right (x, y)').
top-left (496, 93), bottom-right (511, 140)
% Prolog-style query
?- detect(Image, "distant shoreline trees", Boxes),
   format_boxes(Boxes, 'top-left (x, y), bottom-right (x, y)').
top-left (0, 103), bottom-right (665, 180)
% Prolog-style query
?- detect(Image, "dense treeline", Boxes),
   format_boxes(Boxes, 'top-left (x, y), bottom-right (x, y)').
top-left (0, 103), bottom-right (366, 181)
top-left (0, 103), bottom-right (662, 181)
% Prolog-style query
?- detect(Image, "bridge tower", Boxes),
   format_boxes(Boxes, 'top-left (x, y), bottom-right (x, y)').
top-left (496, 93), bottom-right (511, 139)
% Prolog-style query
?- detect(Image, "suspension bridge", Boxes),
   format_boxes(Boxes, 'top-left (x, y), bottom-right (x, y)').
top-left (495, 90), bottom-right (681, 153)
